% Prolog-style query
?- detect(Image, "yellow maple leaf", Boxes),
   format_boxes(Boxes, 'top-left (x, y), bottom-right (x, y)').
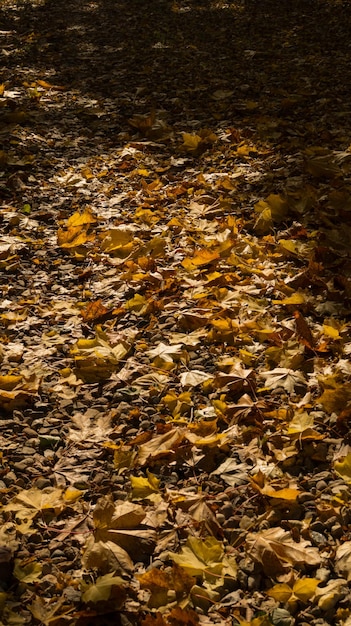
top-left (130, 472), bottom-right (160, 500)
top-left (182, 249), bottom-right (220, 271)
top-left (182, 132), bottom-right (202, 152)
top-left (335, 454), bottom-right (351, 484)
top-left (261, 487), bottom-right (300, 501)
top-left (273, 293), bottom-right (306, 305)
top-left (57, 227), bottom-right (93, 249)
top-left (66, 208), bottom-right (97, 227)
top-left (323, 324), bottom-right (340, 339)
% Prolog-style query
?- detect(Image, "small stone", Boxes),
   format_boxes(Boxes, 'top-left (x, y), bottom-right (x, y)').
top-left (34, 477), bottom-right (52, 489)
top-left (113, 476), bottom-right (125, 485)
top-left (23, 427), bottom-right (38, 437)
top-left (316, 480), bottom-right (328, 492)
top-left (21, 446), bottom-right (37, 455)
top-left (240, 515), bottom-right (254, 530)
top-left (51, 549), bottom-right (65, 558)
top-left (63, 587), bottom-right (81, 603)
top-left (26, 438), bottom-right (40, 447)
top-left (310, 531), bottom-right (328, 546)
top-left (298, 492), bottom-right (315, 503)
top-left (13, 459), bottom-right (32, 472)
top-left (324, 515), bottom-right (338, 529)
top-left (237, 570), bottom-right (248, 588)
top-left (315, 567), bottom-right (330, 583)
top-left (35, 548), bottom-right (51, 559)
top-left (220, 503), bottom-right (233, 519)
top-left (248, 575), bottom-right (260, 591)
top-left (216, 513), bottom-right (226, 525)
top-left (310, 521), bottom-right (325, 533)
top-left (140, 420), bottom-right (151, 430)
top-left (331, 523), bottom-right (343, 538)
top-left (113, 490), bottom-right (127, 500)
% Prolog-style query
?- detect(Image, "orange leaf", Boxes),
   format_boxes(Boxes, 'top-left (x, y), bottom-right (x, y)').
top-left (182, 249), bottom-right (219, 271)
top-left (81, 300), bottom-right (109, 323)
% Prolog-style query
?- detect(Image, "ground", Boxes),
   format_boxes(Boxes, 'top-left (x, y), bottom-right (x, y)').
top-left (1, 0), bottom-right (351, 624)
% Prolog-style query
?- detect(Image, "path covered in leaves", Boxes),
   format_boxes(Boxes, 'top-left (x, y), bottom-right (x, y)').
top-left (1, 0), bottom-right (351, 624)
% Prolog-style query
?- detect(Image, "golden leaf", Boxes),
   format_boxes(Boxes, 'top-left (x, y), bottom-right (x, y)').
top-left (66, 208), bottom-right (97, 227)
top-left (335, 454), bottom-right (351, 484)
top-left (182, 249), bottom-right (220, 271)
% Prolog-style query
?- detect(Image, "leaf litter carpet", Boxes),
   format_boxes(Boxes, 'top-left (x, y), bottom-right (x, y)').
top-left (1, 0), bottom-right (351, 624)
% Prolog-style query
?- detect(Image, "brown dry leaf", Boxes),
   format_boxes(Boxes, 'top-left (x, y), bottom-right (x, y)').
top-left (4, 488), bottom-right (65, 526)
top-left (71, 328), bottom-right (130, 382)
top-left (137, 428), bottom-right (185, 465)
top-left (141, 614), bottom-right (167, 626)
top-left (335, 541), bottom-right (351, 581)
top-left (0, 373), bottom-right (40, 411)
top-left (260, 368), bottom-right (306, 393)
top-left (29, 596), bottom-right (73, 625)
top-left (318, 381), bottom-right (351, 414)
top-left (246, 527), bottom-right (321, 575)
top-left (137, 564), bottom-right (194, 609)
top-left (100, 226), bottom-right (137, 256)
top-left (81, 299), bottom-right (110, 323)
top-left (82, 537), bottom-right (134, 575)
top-left (81, 572), bottom-right (126, 605)
top-left (167, 607), bottom-right (200, 626)
top-left (92, 497), bottom-right (156, 561)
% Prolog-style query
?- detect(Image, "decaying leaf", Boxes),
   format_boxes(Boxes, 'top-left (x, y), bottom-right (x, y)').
top-left (81, 572), bottom-right (126, 605)
top-left (91, 497), bottom-right (156, 561)
top-left (246, 527), bottom-right (320, 575)
top-left (169, 536), bottom-right (237, 582)
top-left (71, 328), bottom-right (130, 382)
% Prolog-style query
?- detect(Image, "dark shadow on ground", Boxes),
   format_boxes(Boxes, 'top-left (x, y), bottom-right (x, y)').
top-left (1, 0), bottom-right (351, 137)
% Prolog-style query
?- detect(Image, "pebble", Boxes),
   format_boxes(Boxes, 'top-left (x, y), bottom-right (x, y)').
top-left (310, 521), bottom-right (325, 533)
top-left (51, 549), bottom-right (65, 558)
top-left (220, 503), bottom-right (233, 519)
top-left (140, 420), bottom-right (152, 430)
top-left (316, 480), bottom-right (328, 492)
top-left (248, 575), bottom-right (260, 591)
top-left (35, 549), bottom-right (51, 560)
top-left (298, 492), bottom-right (315, 503)
top-left (315, 567), bottom-right (330, 583)
top-left (324, 515), bottom-right (338, 529)
top-left (240, 515), bottom-right (253, 530)
top-left (237, 570), bottom-right (248, 588)
top-left (310, 531), bottom-right (328, 546)
top-left (22, 446), bottom-right (37, 455)
top-left (125, 428), bottom-right (138, 436)
top-left (34, 477), bottom-right (52, 489)
top-left (113, 476), bottom-right (125, 485)
top-left (26, 438), bottom-right (40, 447)
top-left (13, 459), bottom-right (32, 471)
top-left (331, 523), bottom-right (343, 538)
top-left (113, 490), bottom-right (127, 500)
top-left (63, 587), bottom-right (81, 603)
top-left (23, 427), bottom-right (38, 437)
